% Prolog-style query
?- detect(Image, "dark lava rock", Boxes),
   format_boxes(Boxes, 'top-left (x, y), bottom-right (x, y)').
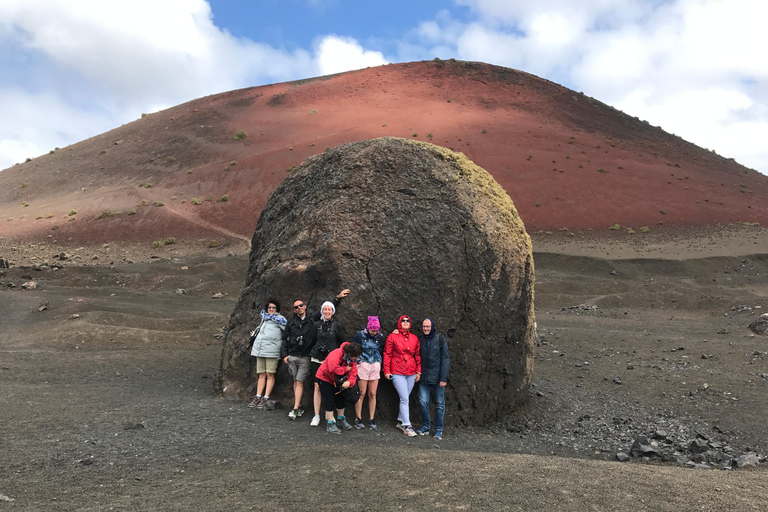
top-left (217, 137), bottom-right (536, 426)
top-left (748, 314), bottom-right (768, 335)
top-left (616, 452), bottom-right (630, 462)
top-left (630, 436), bottom-right (662, 458)
top-left (689, 438), bottom-right (710, 454)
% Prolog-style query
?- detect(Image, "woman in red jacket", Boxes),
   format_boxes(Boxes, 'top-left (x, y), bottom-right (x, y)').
top-left (315, 342), bottom-right (363, 434)
top-left (383, 315), bottom-right (421, 436)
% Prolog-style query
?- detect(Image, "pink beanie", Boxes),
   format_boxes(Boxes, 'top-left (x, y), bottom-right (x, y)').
top-left (367, 316), bottom-right (381, 330)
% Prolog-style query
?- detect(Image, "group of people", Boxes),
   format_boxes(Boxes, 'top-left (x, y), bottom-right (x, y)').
top-left (247, 289), bottom-right (450, 439)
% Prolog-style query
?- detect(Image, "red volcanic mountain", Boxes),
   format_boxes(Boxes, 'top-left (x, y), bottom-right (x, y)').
top-left (1, 60), bottom-right (766, 247)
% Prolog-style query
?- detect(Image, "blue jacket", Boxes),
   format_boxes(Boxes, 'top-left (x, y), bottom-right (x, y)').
top-left (352, 329), bottom-right (384, 365)
top-left (419, 321), bottom-right (449, 385)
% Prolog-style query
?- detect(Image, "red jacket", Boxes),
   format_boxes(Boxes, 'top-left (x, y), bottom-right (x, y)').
top-left (316, 342), bottom-right (358, 387)
top-left (383, 315), bottom-right (421, 376)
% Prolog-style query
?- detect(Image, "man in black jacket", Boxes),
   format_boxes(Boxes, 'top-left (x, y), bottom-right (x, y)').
top-left (281, 289), bottom-right (349, 420)
top-left (416, 318), bottom-right (450, 439)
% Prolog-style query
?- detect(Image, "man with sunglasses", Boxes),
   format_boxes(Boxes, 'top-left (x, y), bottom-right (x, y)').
top-left (281, 289), bottom-right (350, 420)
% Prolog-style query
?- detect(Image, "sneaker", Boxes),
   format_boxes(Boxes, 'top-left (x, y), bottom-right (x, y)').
top-left (434, 429), bottom-right (443, 440)
top-left (354, 418), bottom-right (365, 430)
top-left (416, 426), bottom-right (430, 436)
top-left (396, 421), bottom-right (405, 432)
top-left (310, 415), bottom-right (321, 427)
top-left (403, 426), bottom-right (417, 437)
top-left (288, 408), bottom-right (298, 420)
top-left (337, 416), bottom-right (353, 431)
top-left (248, 396), bottom-right (262, 408)
top-left (295, 407), bottom-right (304, 417)
top-left (327, 421), bottom-right (340, 434)
top-left (369, 419), bottom-right (377, 430)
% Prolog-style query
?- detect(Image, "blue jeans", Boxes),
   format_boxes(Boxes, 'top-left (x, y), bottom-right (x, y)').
top-left (418, 383), bottom-right (445, 430)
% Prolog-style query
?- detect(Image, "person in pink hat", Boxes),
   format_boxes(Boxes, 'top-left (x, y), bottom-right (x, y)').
top-left (351, 316), bottom-right (385, 430)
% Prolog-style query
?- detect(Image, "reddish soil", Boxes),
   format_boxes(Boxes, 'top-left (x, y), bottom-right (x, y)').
top-left (1, 60), bottom-right (765, 250)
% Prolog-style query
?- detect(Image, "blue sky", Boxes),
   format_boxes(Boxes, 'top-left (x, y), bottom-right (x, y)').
top-left (1, 0), bottom-right (767, 174)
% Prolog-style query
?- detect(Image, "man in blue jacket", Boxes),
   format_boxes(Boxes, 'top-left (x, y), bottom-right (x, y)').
top-left (416, 318), bottom-right (450, 440)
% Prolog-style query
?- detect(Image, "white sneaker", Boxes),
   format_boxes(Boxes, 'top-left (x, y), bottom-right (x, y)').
top-left (310, 415), bottom-right (321, 427)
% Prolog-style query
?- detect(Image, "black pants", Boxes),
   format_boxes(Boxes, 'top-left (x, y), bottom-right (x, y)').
top-left (318, 379), bottom-right (346, 412)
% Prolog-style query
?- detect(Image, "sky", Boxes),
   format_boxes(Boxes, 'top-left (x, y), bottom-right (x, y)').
top-left (1, 0), bottom-right (767, 175)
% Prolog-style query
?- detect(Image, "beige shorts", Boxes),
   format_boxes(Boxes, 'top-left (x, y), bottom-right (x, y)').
top-left (256, 357), bottom-right (279, 374)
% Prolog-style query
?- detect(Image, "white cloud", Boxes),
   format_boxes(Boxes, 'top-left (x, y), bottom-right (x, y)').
top-left (315, 35), bottom-right (389, 75)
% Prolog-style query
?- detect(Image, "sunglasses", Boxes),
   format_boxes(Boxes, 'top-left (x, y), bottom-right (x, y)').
top-left (401, 318), bottom-right (411, 323)
top-left (294, 304), bottom-right (305, 309)
top-left (267, 305), bottom-right (277, 310)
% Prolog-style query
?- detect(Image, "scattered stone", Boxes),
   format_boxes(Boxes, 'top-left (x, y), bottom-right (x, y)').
top-left (630, 436), bottom-right (662, 458)
top-left (610, 270), bottom-right (617, 275)
top-left (562, 304), bottom-right (598, 312)
top-left (75, 457), bottom-right (94, 466)
top-left (38, 301), bottom-right (49, 312)
top-left (613, 376), bottom-right (622, 384)
top-left (616, 452), bottom-right (630, 462)
top-left (226, 252), bottom-right (236, 257)
top-left (732, 304), bottom-right (753, 313)
top-left (21, 281), bottom-right (37, 290)
top-left (0, 258), bottom-right (9, 268)
top-left (748, 313), bottom-right (768, 335)
top-left (175, 289), bottom-right (187, 295)
top-left (212, 293), bottom-right (224, 299)
top-left (0, 493), bottom-right (14, 502)
top-left (689, 438), bottom-right (710, 454)
top-left (123, 422), bottom-right (145, 430)
top-left (69, 314), bottom-right (81, 320)
top-left (735, 452), bottom-right (760, 467)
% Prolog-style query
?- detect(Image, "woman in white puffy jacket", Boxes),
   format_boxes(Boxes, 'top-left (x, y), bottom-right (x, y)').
top-left (248, 299), bottom-right (287, 408)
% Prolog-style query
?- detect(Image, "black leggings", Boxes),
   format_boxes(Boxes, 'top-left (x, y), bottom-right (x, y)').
top-left (318, 380), bottom-right (346, 412)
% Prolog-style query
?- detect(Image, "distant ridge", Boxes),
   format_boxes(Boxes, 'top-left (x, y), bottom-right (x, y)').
top-left (1, 59), bottom-right (766, 246)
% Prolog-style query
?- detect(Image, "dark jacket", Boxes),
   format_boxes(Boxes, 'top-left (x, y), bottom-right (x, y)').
top-left (311, 317), bottom-right (347, 362)
top-left (419, 319), bottom-right (449, 385)
top-left (280, 297), bottom-right (341, 358)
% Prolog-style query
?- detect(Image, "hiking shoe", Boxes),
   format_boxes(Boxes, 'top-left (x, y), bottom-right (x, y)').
top-left (354, 418), bottom-right (365, 430)
top-left (310, 415), bottom-right (321, 427)
top-left (434, 430), bottom-right (443, 440)
top-left (295, 407), bottom-right (304, 417)
top-left (327, 421), bottom-right (340, 434)
top-left (337, 416), bottom-right (353, 431)
top-left (416, 426), bottom-right (430, 436)
top-left (288, 408), bottom-right (299, 420)
top-left (403, 426), bottom-right (417, 437)
top-left (368, 419), bottom-right (378, 430)
top-left (396, 421), bottom-right (405, 432)
top-left (248, 396), bottom-right (262, 408)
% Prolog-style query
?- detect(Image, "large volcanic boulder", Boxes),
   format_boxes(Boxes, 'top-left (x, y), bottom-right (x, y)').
top-left (217, 137), bottom-right (535, 425)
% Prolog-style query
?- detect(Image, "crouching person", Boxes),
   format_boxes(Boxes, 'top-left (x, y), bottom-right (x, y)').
top-left (315, 342), bottom-right (362, 434)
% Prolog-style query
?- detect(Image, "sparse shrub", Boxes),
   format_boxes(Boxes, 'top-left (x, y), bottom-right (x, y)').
top-left (190, 198), bottom-right (203, 205)
top-left (25, 157), bottom-right (32, 162)
top-left (153, 201), bottom-right (164, 207)
top-left (382, 124), bottom-right (387, 127)
top-left (6, 217), bottom-right (13, 221)
top-left (289, 147), bottom-right (293, 151)
top-left (559, 227), bottom-right (569, 231)
top-left (535, 203), bottom-right (541, 207)
top-left (609, 224), bottom-right (621, 230)
top-left (526, 156), bottom-right (532, 161)
top-left (208, 240), bottom-right (222, 248)
top-left (217, 195), bottom-right (228, 202)
top-left (35, 215), bottom-right (43, 220)
top-left (234, 130), bottom-right (247, 140)
top-left (94, 211), bottom-right (121, 220)
top-left (164, 237), bottom-right (176, 245)
top-left (128, 209), bottom-right (136, 215)
top-left (310, 143), bottom-right (315, 147)
top-left (49, 150), bottom-right (54, 154)
top-left (545, 231), bottom-right (552, 235)
top-left (287, 166), bottom-right (295, 172)
top-left (152, 240), bottom-right (164, 248)
top-left (412, 133), bottom-right (418, 137)
top-left (230, 161), bottom-right (237, 166)
top-left (481, 129), bottom-right (487, 134)
top-left (565, 156), bottom-right (570, 159)
top-left (325, 147), bottom-right (331, 152)
top-left (180, 200), bottom-right (186, 204)
top-left (310, 109), bottom-right (318, 115)
top-left (164, 156), bottom-right (176, 164)
top-left (659, 209), bottom-right (666, 214)
top-left (597, 168), bottom-right (607, 173)
top-left (567, 232), bottom-right (575, 237)
top-left (640, 226), bottom-right (650, 232)
top-left (427, 133), bottom-right (433, 138)
top-left (139, 199), bottom-right (148, 205)
top-left (20, 183), bottom-right (28, 189)
top-left (68, 209), bottom-right (77, 216)
top-left (187, 170), bottom-right (192, 174)
top-left (51, 225), bottom-right (58, 230)
top-left (626, 228), bottom-right (635, 234)
top-left (446, 100), bottom-right (451, 103)
top-left (21, 201), bottom-right (28, 207)
top-left (45, 213), bottom-right (53, 218)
